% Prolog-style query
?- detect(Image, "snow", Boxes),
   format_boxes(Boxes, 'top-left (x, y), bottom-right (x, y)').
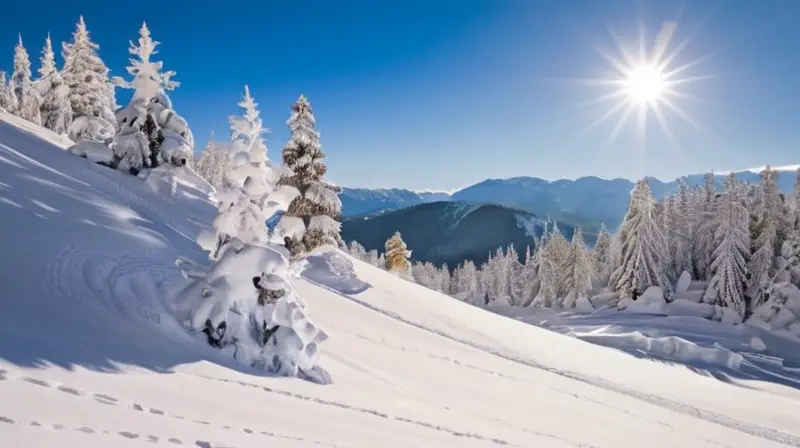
top-left (2, 118), bottom-right (800, 447)
top-left (514, 213), bottom-right (543, 238)
top-left (68, 139), bottom-right (113, 164)
top-left (0, 110), bottom-right (72, 149)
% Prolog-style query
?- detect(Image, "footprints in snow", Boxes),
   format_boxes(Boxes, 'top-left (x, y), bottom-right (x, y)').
top-left (1, 371), bottom-right (346, 447)
top-left (2, 416), bottom-right (187, 445)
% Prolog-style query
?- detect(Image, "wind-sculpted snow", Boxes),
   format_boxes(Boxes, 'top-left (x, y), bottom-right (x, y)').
top-left (3, 117), bottom-right (800, 447)
top-left (301, 250), bottom-right (371, 295)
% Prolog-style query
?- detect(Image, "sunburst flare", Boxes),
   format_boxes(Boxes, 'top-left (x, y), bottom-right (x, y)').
top-left (581, 20), bottom-right (709, 147)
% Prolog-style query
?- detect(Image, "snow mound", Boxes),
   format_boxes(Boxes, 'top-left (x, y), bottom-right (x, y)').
top-left (573, 331), bottom-right (744, 369)
top-left (302, 249), bottom-right (372, 295)
top-left (665, 299), bottom-right (717, 319)
top-left (142, 165), bottom-right (214, 200)
top-left (67, 140), bottom-right (114, 164)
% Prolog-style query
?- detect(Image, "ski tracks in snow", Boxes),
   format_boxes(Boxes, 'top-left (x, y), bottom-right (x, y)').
top-left (45, 246), bottom-right (181, 327)
top-left (303, 277), bottom-right (800, 448)
top-left (0, 368), bottom-right (345, 448)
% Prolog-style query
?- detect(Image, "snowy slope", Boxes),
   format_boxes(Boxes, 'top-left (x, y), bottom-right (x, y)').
top-left (1, 117), bottom-right (800, 447)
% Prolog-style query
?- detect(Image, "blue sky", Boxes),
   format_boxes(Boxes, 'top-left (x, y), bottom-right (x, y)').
top-left (3, 0), bottom-right (799, 190)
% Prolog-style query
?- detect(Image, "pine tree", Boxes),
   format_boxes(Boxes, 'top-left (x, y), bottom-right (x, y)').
top-left (36, 35), bottom-right (72, 134)
top-left (228, 86), bottom-right (268, 170)
top-left (277, 95), bottom-right (342, 255)
top-left (591, 224), bottom-right (613, 287)
top-left (703, 173), bottom-right (749, 322)
top-left (439, 263), bottom-right (451, 294)
top-left (0, 72), bottom-right (15, 112)
top-left (194, 132), bottom-right (233, 190)
top-left (347, 240), bottom-right (368, 260)
top-left (790, 168), bottom-right (800, 231)
top-left (112, 22), bottom-right (191, 171)
top-left (112, 22), bottom-right (178, 102)
top-left (520, 246), bottom-right (538, 305)
top-left (37, 34), bottom-right (56, 79)
top-left (747, 167), bottom-right (790, 311)
top-left (362, 249), bottom-right (377, 266)
top-left (531, 243), bottom-right (559, 307)
top-left (205, 88), bottom-right (295, 257)
top-left (11, 36), bottom-right (41, 125)
top-left (562, 228), bottom-right (594, 308)
top-left (508, 246), bottom-right (527, 306)
top-left (547, 223), bottom-right (571, 299)
top-left (692, 172), bottom-right (718, 280)
top-left (62, 16), bottom-right (116, 142)
top-left (609, 179), bottom-right (668, 299)
top-left (450, 263), bottom-right (467, 298)
top-left (673, 179), bottom-right (694, 277)
top-left (384, 231), bottom-right (412, 275)
top-left (490, 246), bottom-right (511, 303)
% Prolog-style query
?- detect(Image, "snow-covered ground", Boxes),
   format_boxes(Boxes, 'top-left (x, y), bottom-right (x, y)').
top-left (2, 115), bottom-right (800, 447)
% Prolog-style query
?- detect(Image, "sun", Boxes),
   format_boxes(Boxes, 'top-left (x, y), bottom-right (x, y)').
top-left (623, 64), bottom-right (667, 105)
top-left (577, 20), bottom-right (710, 146)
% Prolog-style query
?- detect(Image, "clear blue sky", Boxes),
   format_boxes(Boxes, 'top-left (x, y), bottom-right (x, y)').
top-left (3, 0), bottom-right (799, 190)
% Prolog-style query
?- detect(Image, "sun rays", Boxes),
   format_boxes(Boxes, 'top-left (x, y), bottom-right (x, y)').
top-left (579, 20), bottom-right (710, 148)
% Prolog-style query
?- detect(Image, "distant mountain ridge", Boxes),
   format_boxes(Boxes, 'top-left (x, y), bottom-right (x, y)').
top-left (340, 166), bottom-right (800, 230)
top-left (341, 201), bottom-right (583, 268)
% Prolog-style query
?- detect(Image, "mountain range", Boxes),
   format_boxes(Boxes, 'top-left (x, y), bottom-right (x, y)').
top-left (340, 167), bottom-right (800, 231)
top-left (341, 201), bottom-right (582, 268)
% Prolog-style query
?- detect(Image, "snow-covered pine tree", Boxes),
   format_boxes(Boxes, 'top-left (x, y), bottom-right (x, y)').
top-left (11, 36), bottom-right (42, 125)
top-left (62, 16), bottom-right (116, 142)
top-left (508, 245), bottom-right (527, 306)
top-left (609, 179), bottom-right (669, 299)
top-left (530, 237), bottom-right (559, 307)
top-left (562, 228), bottom-right (594, 308)
top-left (747, 166), bottom-right (790, 311)
top-left (691, 172), bottom-right (719, 280)
top-left (749, 228), bottom-right (800, 329)
top-left (480, 251), bottom-right (497, 301)
top-left (36, 35), bottom-right (72, 134)
top-left (366, 249), bottom-right (380, 267)
top-left (377, 252), bottom-right (386, 269)
top-left (703, 173), bottom-right (749, 322)
top-left (491, 246), bottom-right (512, 303)
top-left (660, 194), bottom-right (679, 283)
top-left (0, 72), bottom-right (15, 112)
top-left (346, 240), bottom-right (367, 260)
top-left (450, 263), bottom-right (467, 298)
top-left (591, 224), bottom-right (613, 288)
top-left (176, 240), bottom-right (330, 382)
top-left (276, 95), bottom-right (342, 255)
top-left (791, 168), bottom-right (800, 231)
top-left (112, 22), bottom-right (192, 173)
top-left (464, 260), bottom-right (484, 303)
top-left (411, 261), bottom-right (441, 290)
top-left (228, 86), bottom-right (268, 171)
top-left (547, 222), bottom-right (571, 299)
top-left (440, 263), bottom-right (451, 294)
top-left (200, 88), bottom-right (297, 259)
top-left (194, 132), bottom-right (233, 190)
top-left (37, 34), bottom-right (56, 80)
top-left (672, 179), bottom-right (694, 277)
top-left (384, 231), bottom-right (412, 276)
top-left (520, 246), bottom-right (538, 305)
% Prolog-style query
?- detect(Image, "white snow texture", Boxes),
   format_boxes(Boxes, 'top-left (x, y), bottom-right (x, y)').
top-left (2, 109), bottom-right (800, 448)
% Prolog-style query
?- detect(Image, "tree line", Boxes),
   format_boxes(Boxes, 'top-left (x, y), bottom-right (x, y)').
top-left (344, 169), bottom-right (800, 327)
